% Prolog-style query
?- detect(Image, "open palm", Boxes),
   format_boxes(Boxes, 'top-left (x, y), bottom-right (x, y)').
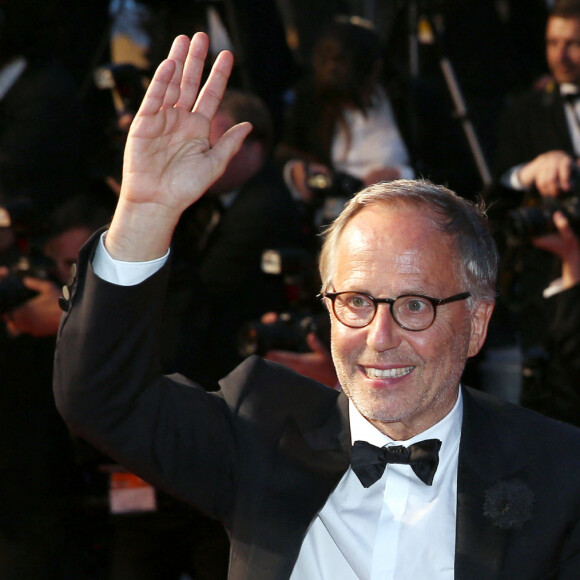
top-left (107, 33), bottom-right (251, 260)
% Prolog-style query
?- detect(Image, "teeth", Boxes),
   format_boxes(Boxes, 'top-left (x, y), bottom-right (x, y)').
top-left (365, 366), bottom-right (414, 379)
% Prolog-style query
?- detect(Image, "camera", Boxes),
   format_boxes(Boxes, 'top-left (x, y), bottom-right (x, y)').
top-left (306, 170), bottom-right (363, 203)
top-left (0, 254), bottom-right (55, 314)
top-left (503, 193), bottom-right (580, 244)
top-left (238, 312), bottom-right (319, 357)
top-left (0, 200), bottom-right (55, 314)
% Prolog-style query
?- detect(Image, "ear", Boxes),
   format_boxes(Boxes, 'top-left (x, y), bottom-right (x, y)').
top-left (467, 301), bottom-right (494, 358)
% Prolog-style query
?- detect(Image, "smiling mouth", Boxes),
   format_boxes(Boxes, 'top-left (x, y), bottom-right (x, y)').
top-left (364, 366), bottom-right (414, 379)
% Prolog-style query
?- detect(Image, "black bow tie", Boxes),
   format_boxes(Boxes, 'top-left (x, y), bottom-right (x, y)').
top-left (563, 91), bottom-right (580, 103)
top-left (351, 439), bottom-right (442, 487)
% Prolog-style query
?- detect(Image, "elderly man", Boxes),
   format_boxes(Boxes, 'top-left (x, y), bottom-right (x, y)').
top-left (54, 33), bottom-right (580, 579)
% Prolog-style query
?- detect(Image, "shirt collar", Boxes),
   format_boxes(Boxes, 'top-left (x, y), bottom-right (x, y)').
top-left (0, 57), bottom-right (27, 101)
top-left (348, 388), bottom-right (463, 466)
top-left (560, 82), bottom-right (580, 97)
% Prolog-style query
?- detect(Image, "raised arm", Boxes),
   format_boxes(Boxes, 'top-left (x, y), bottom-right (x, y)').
top-left (105, 33), bottom-right (252, 262)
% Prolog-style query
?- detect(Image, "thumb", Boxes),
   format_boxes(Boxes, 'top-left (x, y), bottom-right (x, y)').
top-left (21, 276), bottom-right (53, 292)
top-left (210, 122), bottom-right (253, 171)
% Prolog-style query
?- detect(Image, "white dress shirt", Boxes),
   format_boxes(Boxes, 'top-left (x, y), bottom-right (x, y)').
top-left (92, 238), bottom-right (462, 579)
top-left (290, 396), bottom-right (462, 580)
top-left (331, 86), bottom-right (415, 182)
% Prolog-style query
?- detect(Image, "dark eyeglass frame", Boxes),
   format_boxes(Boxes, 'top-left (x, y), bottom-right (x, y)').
top-left (320, 291), bottom-right (472, 331)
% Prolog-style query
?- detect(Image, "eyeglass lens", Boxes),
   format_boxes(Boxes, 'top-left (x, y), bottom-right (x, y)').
top-left (332, 292), bottom-right (435, 330)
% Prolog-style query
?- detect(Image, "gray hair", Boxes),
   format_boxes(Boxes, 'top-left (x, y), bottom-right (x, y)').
top-left (319, 179), bottom-right (498, 303)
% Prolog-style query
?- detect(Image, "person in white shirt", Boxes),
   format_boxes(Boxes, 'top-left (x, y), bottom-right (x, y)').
top-left (276, 16), bottom-right (414, 227)
top-left (54, 32), bottom-right (580, 579)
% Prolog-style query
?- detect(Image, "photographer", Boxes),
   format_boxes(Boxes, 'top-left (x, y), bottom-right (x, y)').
top-left (275, 16), bottom-right (414, 230)
top-left (486, 0), bottom-right (580, 405)
top-left (494, 0), bottom-right (580, 198)
top-left (0, 194), bottom-right (112, 579)
top-left (173, 88), bottom-right (307, 385)
top-left (518, 209), bottom-right (580, 426)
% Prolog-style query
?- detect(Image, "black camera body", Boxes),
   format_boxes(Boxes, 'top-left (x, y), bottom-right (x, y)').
top-left (238, 312), bottom-right (318, 357)
top-left (503, 192), bottom-right (580, 244)
top-left (0, 254), bottom-right (56, 314)
top-left (306, 170), bottom-right (364, 203)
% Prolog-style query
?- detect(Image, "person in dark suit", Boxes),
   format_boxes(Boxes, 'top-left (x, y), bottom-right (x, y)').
top-left (54, 33), bottom-right (580, 579)
top-left (517, 209), bottom-right (580, 427)
top-left (494, 0), bottom-right (580, 197)
top-left (490, 0), bottom-right (580, 415)
top-left (173, 88), bottom-right (307, 385)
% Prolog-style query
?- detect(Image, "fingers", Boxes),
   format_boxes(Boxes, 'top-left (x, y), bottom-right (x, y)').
top-left (136, 32), bottom-right (233, 123)
top-left (533, 151), bottom-right (574, 197)
top-left (138, 58), bottom-right (177, 117)
top-left (553, 211), bottom-right (574, 240)
top-left (22, 276), bottom-right (55, 293)
top-left (162, 35), bottom-right (192, 109)
top-left (137, 34), bottom-right (205, 116)
top-left (557, 160), bottom-right (572, 193)
top-left (193, 50), bottom-right (234, 119)
top-left (174, 33), bottom-right (210, 111)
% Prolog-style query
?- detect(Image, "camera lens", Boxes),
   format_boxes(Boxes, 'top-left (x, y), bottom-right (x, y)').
top-left (504, 205), bottom-right (557, 242)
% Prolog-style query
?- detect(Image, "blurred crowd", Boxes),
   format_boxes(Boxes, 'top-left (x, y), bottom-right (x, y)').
top-left (2, 0), bottom-right (580, 578)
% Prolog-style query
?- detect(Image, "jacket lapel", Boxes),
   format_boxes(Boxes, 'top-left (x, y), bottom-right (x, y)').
top-left (544, 87), bottom-right (575, 151)
top-left (268, 392), bottom-right (351, 578)
top-left (455, 387), bottom-right (528, 580)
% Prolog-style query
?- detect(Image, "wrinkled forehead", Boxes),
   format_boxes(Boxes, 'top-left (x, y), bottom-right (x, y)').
top-left (546, 15), bottom-right (580, 39)
top-left (335, 204), bottom-right (459, 275)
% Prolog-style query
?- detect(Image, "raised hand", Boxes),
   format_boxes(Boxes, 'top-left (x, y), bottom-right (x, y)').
top-left (106, 33), bottom-right (252, 261)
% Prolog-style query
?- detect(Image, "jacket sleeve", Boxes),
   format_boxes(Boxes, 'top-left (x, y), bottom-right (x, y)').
top-left (53, 234), bottom-right (238, 520)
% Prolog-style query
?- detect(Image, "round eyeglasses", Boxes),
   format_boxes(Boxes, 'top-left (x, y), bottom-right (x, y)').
top-left (320, 291), bottom-right (472, 331)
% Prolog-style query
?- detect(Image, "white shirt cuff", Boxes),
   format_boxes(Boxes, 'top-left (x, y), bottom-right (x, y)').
top-left (92, 231), bottom-right (170, 286)
top-left (501, 164), bottom-right (530, 191)
top-left (543, 277), bottom-right (565, 298)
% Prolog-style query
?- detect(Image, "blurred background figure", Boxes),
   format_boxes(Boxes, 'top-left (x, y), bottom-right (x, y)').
top-left (275, 15), bottom-right (415, 230)
top-left (519, 210), bottom-right (580, 427)
top-left (174, 88), bottom-right (308, 387)
top-left (0, 2), bottom-right (89, 212)
top-left (485, 0), bottom-right (580, 406)
top-left (0, 193), bottom-right (114, 580)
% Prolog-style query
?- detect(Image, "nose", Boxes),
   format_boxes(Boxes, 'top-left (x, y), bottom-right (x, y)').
top-left (365, 303), bottom-right (402, 352)
top-left (555, 43), bottom-right (570, 63)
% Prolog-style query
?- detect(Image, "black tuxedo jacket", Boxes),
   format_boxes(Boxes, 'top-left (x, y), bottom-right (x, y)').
top-left (520, 283), bottom-right (580, 427)
top-left (54, 237), bottom-right (580, 579)
top-left (494, 83), bottom-right (574, 180)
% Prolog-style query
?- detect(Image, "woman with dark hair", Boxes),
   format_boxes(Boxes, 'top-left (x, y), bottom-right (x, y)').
top-left (276, 16), bottom-right (415, 227)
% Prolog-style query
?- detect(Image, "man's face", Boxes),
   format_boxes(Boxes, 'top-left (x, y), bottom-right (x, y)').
top-left (546, 16), bottom-right (580, 85)
top-left (328, 204), bottom-right (492, 440)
